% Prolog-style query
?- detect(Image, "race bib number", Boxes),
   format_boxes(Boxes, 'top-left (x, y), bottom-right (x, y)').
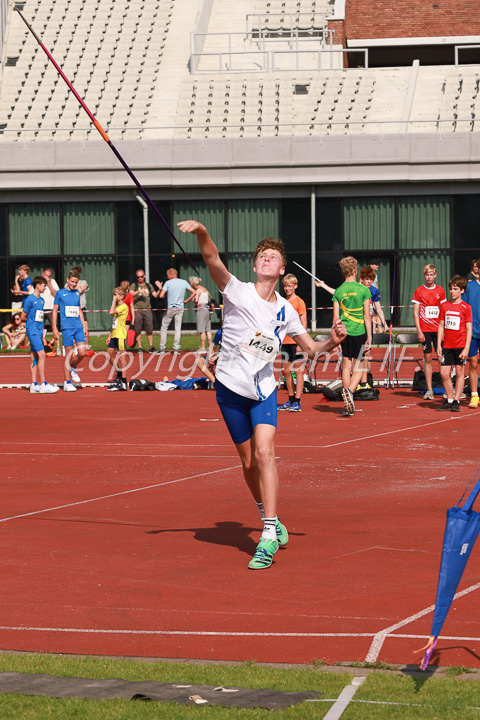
top-left (425, 305), bottom-right (440, 319)
top-left (35, 310), bottom-right (44, 322)
top-left (445, 314), bottom-right (460, 331)
top-left (65, 305), bottom-right (80, 318)
top-left (241, 330), bottom-right (279, 361)
top-left (112, 318), bottom-right (118, 330)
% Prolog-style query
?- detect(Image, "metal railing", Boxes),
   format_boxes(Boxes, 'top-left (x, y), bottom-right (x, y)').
top-left (1, 115), bottom-right (478, 141)
top-left (190, 39), bottom-right (368, 74)
top-left (0, 0), bottom-right (10, 64)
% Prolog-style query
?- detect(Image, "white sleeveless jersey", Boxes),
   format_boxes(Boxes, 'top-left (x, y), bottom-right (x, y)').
top-left (216, 275), bottom-right (306, 400)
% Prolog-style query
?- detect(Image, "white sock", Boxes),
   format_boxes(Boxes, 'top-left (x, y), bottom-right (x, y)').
top-left (261, 517), bottom-right (276, 541)
top-left (255, 501), bottom-right (264, 520)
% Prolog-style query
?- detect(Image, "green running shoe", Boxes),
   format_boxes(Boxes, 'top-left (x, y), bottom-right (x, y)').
top-left (248, 538), bottom-right (279, 569)
top-left (276, 518), bottom-right (289, 546)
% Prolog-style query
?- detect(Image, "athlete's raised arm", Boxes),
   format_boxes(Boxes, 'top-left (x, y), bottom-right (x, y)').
top-left (177, 221), bottom-right (231, 292)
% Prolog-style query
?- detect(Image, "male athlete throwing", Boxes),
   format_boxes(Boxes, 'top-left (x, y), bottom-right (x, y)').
top-left (178, 220), bottom-right (347, 570)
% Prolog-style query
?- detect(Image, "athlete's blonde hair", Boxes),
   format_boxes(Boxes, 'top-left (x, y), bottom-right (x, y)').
top-left (283, 273), bottom-right (298, 285)
top-left (339, 256), bottom-right (358, 278)
top-left (423, 264), bottom-right (436, 275)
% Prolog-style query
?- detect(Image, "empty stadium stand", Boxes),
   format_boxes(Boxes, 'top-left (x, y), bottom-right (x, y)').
top-left (0, 0), bottom-right (174, 140)
top-left (0, 0), bottom-right (479, 141)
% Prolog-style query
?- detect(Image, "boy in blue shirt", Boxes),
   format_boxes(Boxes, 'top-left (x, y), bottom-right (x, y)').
top-left (52, 269), bottom-right (87, 392)
top-left (21, 277), bottom-right (59, 394)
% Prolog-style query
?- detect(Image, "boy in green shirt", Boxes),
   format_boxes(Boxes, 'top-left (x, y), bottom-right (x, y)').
top-left (333, 256), bottom-right (372, 416)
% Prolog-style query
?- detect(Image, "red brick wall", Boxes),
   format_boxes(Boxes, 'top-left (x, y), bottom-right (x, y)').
top-left (328, 19), bottom-right (346, 47)
top-left (345, 0), bottom-right (480, 40)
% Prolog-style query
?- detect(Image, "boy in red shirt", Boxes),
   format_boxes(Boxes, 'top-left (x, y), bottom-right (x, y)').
top-left (436, 275), bottom-right (472, 412)
top-left (412, 263), bottom-right (446, 400)
top-left (278, 274), bottom-right (308, 412)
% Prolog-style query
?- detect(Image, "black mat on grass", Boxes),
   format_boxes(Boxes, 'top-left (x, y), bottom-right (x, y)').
top-left (0, 672), bottom-right (320, 709)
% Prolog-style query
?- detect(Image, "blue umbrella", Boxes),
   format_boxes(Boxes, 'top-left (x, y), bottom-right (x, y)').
top-left (420, 468), bottom-right (480, 670)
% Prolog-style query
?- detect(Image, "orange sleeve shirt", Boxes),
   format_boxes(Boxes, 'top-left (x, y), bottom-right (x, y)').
top-left (283, 295), bottom-right (307, 344)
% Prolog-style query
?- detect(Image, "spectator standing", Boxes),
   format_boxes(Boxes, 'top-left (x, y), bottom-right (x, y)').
top-left (52, 269), bottom-right (87, 392)
top-left (369, 259), bottom-right (380, 288)
top-left (278, 273), bottom-right (308, 412)
top-left (21, 276), bottom-right (59, 394)
top-left (360, 265), bottom-right (388, 333)
top-left (106, 287), bottom-right (129, 392)
top-left (11, 265), bottom-right (33, 309)
top-left (130, 269), bottom-right (160, 352)
top-left (436, 275), bottom-right (472, 412)
top-left (358, 265), bottom-right (388, 389)
top-left (185, 276), bottom-right (213, 352)
top-left (464, 275), bottom-right (480, 408)
top-left (41, 268), bottom-right (59, 354)
top-left (65, 266), bottom-right (94, 357)
top-left (412, 264), bottom-right (446, 401)
top-left (119, 280), bottom-right (135, 333)
top-left (157, 269), bottom-right (194, 355)
top-left (467, 258), bottom-right (480, 283)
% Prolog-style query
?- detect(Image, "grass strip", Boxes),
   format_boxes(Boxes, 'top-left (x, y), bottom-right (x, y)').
top-left (3, 654), bottom-right (480, 719)
top-left (0, 653), bottom-right (347, 719)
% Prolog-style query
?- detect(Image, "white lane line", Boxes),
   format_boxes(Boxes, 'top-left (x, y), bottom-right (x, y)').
top-left (0, 463), bottom-right (242, 524)
top-left (0, 452), bottom-right (236, 458)
top-left (322, 676), bottom-right (366, 720)
top-left (1, 626), bottom-right (479, 643)
top-left (365, 581), bottom-right (480, 662)
top-left (0, 627), bottom-right (376, 637)
top-left (319, 413), bottom-right (479, 449)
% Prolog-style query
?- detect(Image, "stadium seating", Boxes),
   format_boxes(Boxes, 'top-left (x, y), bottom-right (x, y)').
top-left (0, 0), bottom-right (173, 140)
top-left (1, 0), bottom-right (480, 142)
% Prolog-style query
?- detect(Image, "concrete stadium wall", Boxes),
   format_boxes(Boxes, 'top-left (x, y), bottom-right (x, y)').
top-left (1, 132), bottom-right (480, 194)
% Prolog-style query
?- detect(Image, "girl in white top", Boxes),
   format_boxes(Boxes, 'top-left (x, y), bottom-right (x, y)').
top-left (178, 220), bottom-right (347, 571)
top-left (186, 276), bottom-right (213, 352)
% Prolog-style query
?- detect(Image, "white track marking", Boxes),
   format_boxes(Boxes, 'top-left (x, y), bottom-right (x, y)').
top-left (0, 627), bottom-right (378, 636)
top-left (0, 626), bottom-right (479, 642)
top-left (0, 463), bottom-right (241, 524)
top-left (365, 581), bottom-right (480, 662)
top-left (0, 452), bottom-right (236, 458)
top-left (322, 676), bottom-right (366, 720)
top-left (1, 413), bottom-right (478, 451)
top-left (320, 413), bottom-right (478, 449)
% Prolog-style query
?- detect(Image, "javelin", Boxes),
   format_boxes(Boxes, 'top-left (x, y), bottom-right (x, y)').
top-left (293, 260), bottom-right (323, 284)
top-left (16, 8), bottom-right (199, 274)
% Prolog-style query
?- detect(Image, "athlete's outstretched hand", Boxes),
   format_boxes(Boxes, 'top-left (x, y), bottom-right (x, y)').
top-left (331, 318), bottom-right (347, 346)
top-left (177, 220), bottom-right (207, 236)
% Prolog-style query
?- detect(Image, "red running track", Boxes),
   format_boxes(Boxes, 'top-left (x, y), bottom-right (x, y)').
top-left (1, 355), bottom-right (480, 668)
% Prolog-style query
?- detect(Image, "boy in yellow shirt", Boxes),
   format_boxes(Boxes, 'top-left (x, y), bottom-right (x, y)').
top-left (107, 287), bottom-right (129, 391)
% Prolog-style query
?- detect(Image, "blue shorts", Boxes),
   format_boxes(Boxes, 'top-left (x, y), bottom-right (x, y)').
top-left (216, 379), bottom-right (277, 445)
top-left (28, 334), bottom-right (44, 353)
top-left (62, 327), bottom-right (86, 347)
top-left (468, 337), bottom-right (480, 358)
